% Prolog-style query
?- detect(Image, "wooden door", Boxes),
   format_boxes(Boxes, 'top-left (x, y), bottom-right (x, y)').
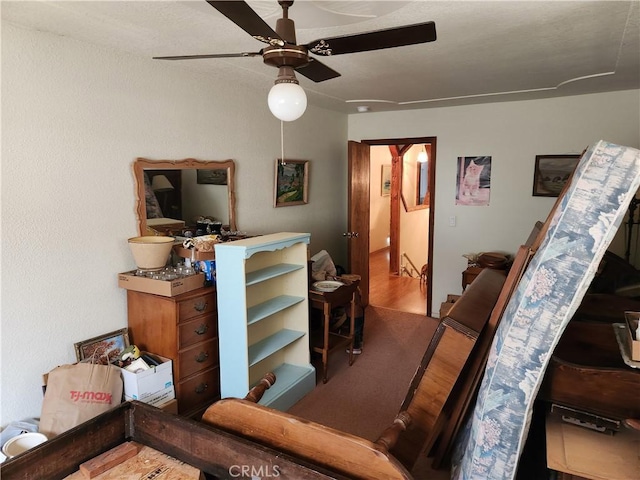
top-left (347, 141), bottom-right (371, 307)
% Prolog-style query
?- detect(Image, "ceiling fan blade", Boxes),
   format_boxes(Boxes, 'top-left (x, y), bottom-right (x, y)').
top-left (153, 52), bottom-right (262, 60)
top-left (295, 58), bottom-right (341, 83)
top-left (304, 21), bottom-right (436, 56)
top-left (206, 1), bottom-right (283, 46)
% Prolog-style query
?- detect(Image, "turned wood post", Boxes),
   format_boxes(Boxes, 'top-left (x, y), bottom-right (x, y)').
top-left (243, 372), bottom-right (276, 403)
top-left (374, 411), bottom-right (412, 454)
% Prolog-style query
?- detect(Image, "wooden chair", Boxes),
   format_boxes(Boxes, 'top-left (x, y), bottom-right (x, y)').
top-left (308, 279), bottom-right (360, 383)
top-left (202, 373), bottom-right (413, 480)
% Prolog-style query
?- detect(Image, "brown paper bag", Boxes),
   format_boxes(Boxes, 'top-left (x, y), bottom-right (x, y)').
top-left (40, 361), bottom-right (123, 438)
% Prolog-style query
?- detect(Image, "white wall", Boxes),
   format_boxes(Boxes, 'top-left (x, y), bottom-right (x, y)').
top-left (1, 23), bottom-right (347, 425)
top-left (369, 147), bottom-right (391, 252)
top-left (349, 90), bottom-right (640, 315)
top-left (400, 146), bottom-right (429, 275)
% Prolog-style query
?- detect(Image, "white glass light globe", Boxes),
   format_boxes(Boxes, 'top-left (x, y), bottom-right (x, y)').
top-left (268, 82), bottom-right (307, 122)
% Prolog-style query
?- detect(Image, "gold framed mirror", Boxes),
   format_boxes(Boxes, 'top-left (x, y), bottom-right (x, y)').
top-left (133, 158), bottom-right (237, 236)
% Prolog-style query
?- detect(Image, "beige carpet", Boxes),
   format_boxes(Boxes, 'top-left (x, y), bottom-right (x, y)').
top-left (287, 305), bottom-right (452, 480)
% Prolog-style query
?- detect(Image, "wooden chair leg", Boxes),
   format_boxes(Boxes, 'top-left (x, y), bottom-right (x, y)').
top-left (348, 293), bottom-right (356, 366)
top-left (374, 411), bottom-right (412, 455)
top-left (322, 305), bottom-right (330, 383)
top-left (244, 372), bottom-right (276, 403)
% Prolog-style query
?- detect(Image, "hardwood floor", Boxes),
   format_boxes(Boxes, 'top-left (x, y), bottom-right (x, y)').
top-left (369, 247), bottom-right (427, 315)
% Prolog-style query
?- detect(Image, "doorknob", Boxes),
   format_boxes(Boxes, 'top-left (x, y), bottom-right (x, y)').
top-left (343, 232), bottom-right (359, 238)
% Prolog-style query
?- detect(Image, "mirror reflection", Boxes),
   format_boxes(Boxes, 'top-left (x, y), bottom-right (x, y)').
top-left (133, 158), bottom-right (236, 236)
top-left (402, 144), bottom-right (431, 211)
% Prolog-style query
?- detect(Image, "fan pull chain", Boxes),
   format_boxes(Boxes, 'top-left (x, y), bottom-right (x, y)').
top-left (280, 120), bottom-right (286, 166)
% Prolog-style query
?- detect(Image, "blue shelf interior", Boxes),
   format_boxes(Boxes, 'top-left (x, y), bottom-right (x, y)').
top-left (246, 263), bottom-right (303, 287)
top-left (257, 363), bottom-right (316, 410)
top-left (248, 329), bottom-right (305, 367)
top-left (247, 295), bottom-right (304, 326)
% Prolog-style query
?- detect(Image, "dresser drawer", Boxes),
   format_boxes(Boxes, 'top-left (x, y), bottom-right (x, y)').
top-left (179, 314), bottom-right (218, 349)
top-left (178, 339), bottom-right (219, 379)
top-left (178, 293), bottom-right (216, 322)
top-left (177, 366), bottom-right (220, 415)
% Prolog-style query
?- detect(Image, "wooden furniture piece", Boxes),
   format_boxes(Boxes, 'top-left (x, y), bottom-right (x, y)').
top-left (0, 401), bottom-right (346, 480)
top-left (202, 372), bottom-right (414, 480)
top-left (126, 286), bottom-right (220, 418)
top-left (214, 232), bottom-right (315, 411)
top-left (461, 265), bottom-right (483, 290)
top-left (309, 278), bottom-right (360, 383)
top-left (430, 245), bottom-right (533, 468)
top-left (391, 267), bottom-right (508, 469)
top-left (539, 320), bottom-right (640, 426)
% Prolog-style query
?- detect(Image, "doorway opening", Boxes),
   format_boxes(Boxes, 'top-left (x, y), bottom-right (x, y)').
top-left (348, 137), bottom-right (436, 317)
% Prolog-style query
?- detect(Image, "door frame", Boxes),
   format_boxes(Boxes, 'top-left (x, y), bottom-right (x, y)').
top-left (349, 137), bottom-right (436, 316)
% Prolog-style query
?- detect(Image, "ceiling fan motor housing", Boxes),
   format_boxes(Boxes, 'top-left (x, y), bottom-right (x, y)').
top-left (262, 8), bottom-right (309, 70)
top-left (263, 44), bottom-right (309, 69)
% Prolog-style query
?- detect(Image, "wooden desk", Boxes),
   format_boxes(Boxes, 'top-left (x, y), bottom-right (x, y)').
top-left (546, 413), bottom-right (640, 480)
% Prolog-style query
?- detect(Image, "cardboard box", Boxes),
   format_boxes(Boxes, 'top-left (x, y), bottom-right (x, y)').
top-left (119, 353), bottom-right (175, 405)
top-left (118, 271), bottom-right (206, 297)
top-left (157, 398), bottom-right (178, 415)
top-left (440, 294), bottom-right (462, 318)
top-left (624, 311), bottom-right (640, 361)
top-left (546, 413), bottom-right (639, 480)
top-left (126, 386), bottom-right (175, 407)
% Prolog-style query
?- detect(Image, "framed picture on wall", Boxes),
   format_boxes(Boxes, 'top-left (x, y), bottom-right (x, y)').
top-left (274, 159), bottom-right (309, 207)
top-left (197, 168), bottom-right (228, 185)
top-left (381, 164), bottom-right (391, 196)
top-left (532, 154), bottom-right (580, 197)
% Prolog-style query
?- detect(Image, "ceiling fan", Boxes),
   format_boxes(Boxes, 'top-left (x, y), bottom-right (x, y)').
top-left (154, 0), bottom-right (437, 120)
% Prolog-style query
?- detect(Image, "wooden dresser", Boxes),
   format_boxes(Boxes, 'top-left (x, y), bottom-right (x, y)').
top-left (126, 286), bottom-right (220, 418)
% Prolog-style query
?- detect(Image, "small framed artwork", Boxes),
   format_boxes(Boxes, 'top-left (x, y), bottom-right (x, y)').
top-left (74, 328), bottom-right (130, 364)
top-left (533, 154), bottom-right (580, 197)
top-left (381, 164), bottom-right (391, 196)
top-left (197, 168), bottom-right (228, 185)
top-left (274, 159), bottom-right (309, 207)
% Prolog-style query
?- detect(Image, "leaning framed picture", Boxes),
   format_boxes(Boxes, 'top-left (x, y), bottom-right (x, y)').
top-left (274, 159), bottom-right (309, 207)
top-left (74, 328), bottom-right (130, 364)
top-left (532, 154), bottom-right (580, 197)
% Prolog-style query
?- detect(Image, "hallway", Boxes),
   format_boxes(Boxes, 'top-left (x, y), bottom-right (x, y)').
top-left (368, 247), bottom-right (427, 315)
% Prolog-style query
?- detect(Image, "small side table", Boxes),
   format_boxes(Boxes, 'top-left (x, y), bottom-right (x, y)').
top-left (309, 279), bottom-right (360, 383)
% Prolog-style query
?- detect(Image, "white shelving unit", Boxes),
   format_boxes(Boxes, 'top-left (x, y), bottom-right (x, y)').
top-left (214, 232), bottom-right (315, 411)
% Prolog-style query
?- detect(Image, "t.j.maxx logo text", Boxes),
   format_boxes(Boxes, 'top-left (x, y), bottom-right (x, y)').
top-left (70, 391), bottom-right (113, 404)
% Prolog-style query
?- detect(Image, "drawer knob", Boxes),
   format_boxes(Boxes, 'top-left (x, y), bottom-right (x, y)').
top-left (195, 351), bottom-right (209, 363)
top-left (195, 383), bottom-right (208, 394)
top-left (194, 324), bottom-right (209, 335)
top-left (194, 301), bottom-right (208, 312)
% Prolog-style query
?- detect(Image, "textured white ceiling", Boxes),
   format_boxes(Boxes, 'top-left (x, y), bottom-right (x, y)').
top-left (2, 1), bottom-right (639, 113)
